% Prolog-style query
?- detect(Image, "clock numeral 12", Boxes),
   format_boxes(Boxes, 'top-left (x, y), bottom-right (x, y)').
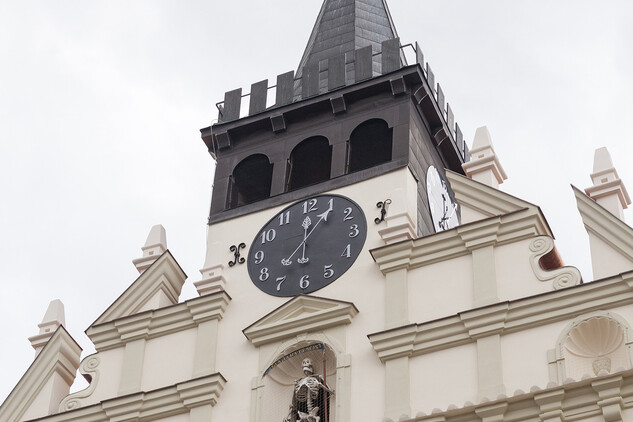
top-left (302, 198), bottom-right (318, 214)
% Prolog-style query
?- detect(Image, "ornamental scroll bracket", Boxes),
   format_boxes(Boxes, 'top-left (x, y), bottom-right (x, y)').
top-left (529, 236), bottom-right (582, 290)
top-left (59, 354), bottom-right (101, 412)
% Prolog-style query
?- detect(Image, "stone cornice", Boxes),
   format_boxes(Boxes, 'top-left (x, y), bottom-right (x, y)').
top-left (388, 371), bottom-right (633, 422)
top-left (0, 327), bottom-right (82, 422)
top-left (26, 373), bottom-right (226, 422)
top-left (87, 291), bottom-right (231, 351)
top-left (371, 207), bottom-right (548, 274)
top-left (243, 295), bottom-right (359, 347)
top-left (368, 271), bottom-right (633, 362)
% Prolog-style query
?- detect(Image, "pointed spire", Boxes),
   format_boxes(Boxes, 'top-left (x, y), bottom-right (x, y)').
top-left (132, 224), bottom-right (167, 273)
top-left (461, 126), bottom-right (507, 189)
top-left (297, 0), bottom-right (401, 78)
top-left (28, 299), bottom-right (65, 356)
top-left (585, 147), bottom-right (631, 221)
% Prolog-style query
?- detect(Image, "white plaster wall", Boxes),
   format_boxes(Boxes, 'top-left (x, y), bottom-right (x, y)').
top-left (153, 413), bottom-right (189, 422)
top-left (577, 416), bottom-right (607, 422)
top-left (207, 169), bottom-right (413, 421)
top-left (501, 320), bottom-right (568, 393)
top-left (21, 374), bottom-right (64, 421)
top-left (495, 238), bottom-right (555, 302)
top-left (409, 343), bottom-right (478, 414)
top-left (141, 328), bottom-right (197, 392)
top-left (408, 255), bottom-right (473, 324)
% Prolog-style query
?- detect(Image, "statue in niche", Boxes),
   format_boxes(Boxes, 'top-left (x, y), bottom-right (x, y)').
top-left (284, 358), bottom-right (333, 422)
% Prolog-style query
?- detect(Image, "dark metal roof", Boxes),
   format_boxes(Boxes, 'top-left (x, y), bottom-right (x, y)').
top-left (296, 0), bottom-right (401, 78)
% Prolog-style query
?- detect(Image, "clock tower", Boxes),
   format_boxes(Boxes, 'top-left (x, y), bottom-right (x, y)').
top-left (196, 0), bottom-right (468, 420)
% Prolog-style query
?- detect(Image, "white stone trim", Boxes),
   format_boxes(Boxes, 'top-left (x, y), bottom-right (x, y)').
top-left (384, 371), bottom-right (633, 422)
top-left (445, 170), bottom-right (552, 235)
top-left (94, 250), bottom-right (187, 325)
top-left (371, 207), bottom-right (550, 274)
top-left (0, 327), bottom-right (81, 422)
top-left (30, 373), bottom-right (226, 422)
top-left (242, 295), bottom-right (358, 347)
top-left (87, 291), bottom-right (230, 351)
top-left (368, 271), bottom-right (633, 362)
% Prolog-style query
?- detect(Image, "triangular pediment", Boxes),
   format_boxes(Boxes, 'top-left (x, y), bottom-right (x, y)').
top-left (243, 295), bottom-right (358, 346)
top-left (0, 327), bottom-right (81, 422)
top-left (93, 250), bottom-right (187, 325)
top-left (446, 170), bottom-right (554, 237)
top-left (574, 186), bottom-right (633, 279)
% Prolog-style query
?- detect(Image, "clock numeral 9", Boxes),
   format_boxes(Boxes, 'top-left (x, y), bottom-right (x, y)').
top-left (254, 251), bottom-right (264, 264)
top-left (259, 268), bottom-right (269, 281)
top-left (260, 229), bottom-right (276, 244)
top-left (300, 275), bottom-right (310, 289)
top-left (324, 265), bottom-right (334, 279)
top-left (276, 276), bottom-right (286, 291)
top-left (349, 224), bottom-right (359, 238)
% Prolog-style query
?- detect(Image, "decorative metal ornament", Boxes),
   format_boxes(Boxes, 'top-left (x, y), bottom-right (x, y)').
top-left (228, 243), bottom-right (246, 267)
top-left (374, 199), bottom-right (392, 224)
top-left (247, 194), bottom-right (367, 296)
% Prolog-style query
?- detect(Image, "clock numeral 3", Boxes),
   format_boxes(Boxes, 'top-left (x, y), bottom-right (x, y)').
top-left (341, 244), bottom-right (351, 259)
top-left (278, 211), bottom-right (290, 226)
top-left (323, 265), bottom-right (334, 279)
top-left (259, 268), bottom-right (270, 281)
top-left (254, 251), bottom-right (264, 264)
top-left (349, 224), bottom-right (359, 238)
top-left (302, 198), bottom-right (318, 214)
top-left (300, 275), bottom-right (310, 289)
top-left (260, 229), bottom-right (276, 244)
top-left (343, 207), bottom-right (353, 221)
top-left (276, 276), bottom-right (286, 291)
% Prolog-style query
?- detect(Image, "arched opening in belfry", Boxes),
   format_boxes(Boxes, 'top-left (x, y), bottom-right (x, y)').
top-left (347, 119), bottom-right (393, 173)
top-left (287, 136), bottom-right (332, 191)
top-left (227, 154), bottom-right (273, 208)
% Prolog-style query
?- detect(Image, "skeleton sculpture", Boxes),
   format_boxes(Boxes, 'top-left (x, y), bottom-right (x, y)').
top-left (285, 358), bottom-right (333, 422)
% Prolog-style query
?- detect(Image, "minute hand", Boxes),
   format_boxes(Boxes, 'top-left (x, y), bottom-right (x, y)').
top-left (280, 202), bottom-right (334, 265)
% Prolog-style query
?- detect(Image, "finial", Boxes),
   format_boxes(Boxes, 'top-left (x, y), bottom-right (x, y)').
top-left (28, 299), bottom-right (65, 356)
top-left (132, 224), bottom-right (167, 273)
top-left (461, 126), bottom-right (507, 188)
top-left (585, 147), bottom-right (631, 221)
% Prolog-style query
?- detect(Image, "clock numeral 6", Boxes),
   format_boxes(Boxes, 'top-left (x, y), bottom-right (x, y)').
top-left (259, 267), bottom-right (270, 281)
top-left (300, 274), bottom-right (310, 289)
top-left (260, 229), bottom-right (276, 244)
top-left (349, 224), bottom-right (359, 238)
top-left (324, 265), bottom-right (334, 279)
top-left (254, 250), bottom-right (264, 264)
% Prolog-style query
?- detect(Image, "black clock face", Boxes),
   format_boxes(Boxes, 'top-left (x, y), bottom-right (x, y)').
top-left (247, 194), bottom-right (367, 297)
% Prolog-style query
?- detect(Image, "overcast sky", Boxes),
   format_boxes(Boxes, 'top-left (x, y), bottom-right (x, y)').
top-left (1, 0), bottom-right (632, 404)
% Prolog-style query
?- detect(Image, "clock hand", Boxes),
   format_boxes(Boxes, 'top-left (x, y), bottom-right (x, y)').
top-left (281, 200), bottom-right (334, 266)
top-left (282, 217), bottom-right (311, 266)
